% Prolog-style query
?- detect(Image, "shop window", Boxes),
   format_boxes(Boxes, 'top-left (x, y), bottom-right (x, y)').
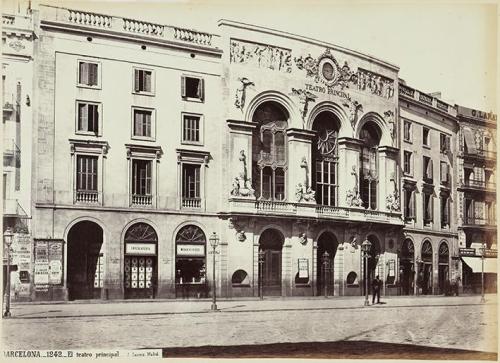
top-left (134, 68), bottom-right (153, 94)
top-left (181, 76), bottom-right (204, 101)
top-left (231, 270), bottom-right (250, 286)
top-left (346, 271), bottom-right (358, 286)
top-left (78, 60), bottom-right (99, 88)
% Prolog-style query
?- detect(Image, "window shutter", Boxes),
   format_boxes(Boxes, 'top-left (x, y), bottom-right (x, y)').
top-left (446, 136), bottom-right (451, 152)
top-left (430, 194), bottom-right (434, 220)
top-left (145, 112), bottom-right (151, 137)
top-left (146, 161), bottom-right (151, 195)
top-left (181, 76), bottom-right (186, 98)
top-left (197, 78), bottom-right (204, 100)
top-left (92, 105), bottom-right (99, 134)
top-left (446, 163), bottom-right (450, 183)
top-left (79, 104), bottom-right (88, 131)
top-left (427, 159), bottom-right (433, 179)
top-left (444, 197), bottom-right (449, 224)
top-left (79, 62), bottom-right (88, 84)
top-left (408, 191), bottom-right (415, 219)
top-left (89, 63), bottom-right (98, 86)
top-left (134, 111), bottom-right (141, 136)
top-left (145, 71), bottom-right (152, 93)
top-left (134, 69), bottom-right (140, 92)
top-left (195, 166), bottom-right (200, 198)
top-left (440, 162), bottom-right (445, 182)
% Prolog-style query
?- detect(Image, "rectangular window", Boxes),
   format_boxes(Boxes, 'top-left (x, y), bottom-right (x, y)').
top-left (441, 194), bottom-right (450, 228)
top-left (439, 133), bottom-right (450, 154)
top-left (404, 188), bottom-right (415, 222)
top-left (182, 164), bottom-right (201, 208)
top-left (465, 198), bottom-right (474, 224)
top-left (134, 69), bottom-right (153, 93)
top-left (77, 102), bottom-right (100, 134)
top-left (423, 127), bottom-right (430, 146)
top-left (78, 61), bottom-right (99, 87)
top-left (423, 192), bottom-right (433, 225)
top-left (423, 156), bottom-right (433, 183)
top-left (403, 121), bottom-right (412, 141)
top-left (132, 159), bottom-right (152, 197)
top-left (182, 114), bottom-right (201, 143)
top-left (315, 160), bottom-right (337, 206)
top-left (403, 151), bottom-right (412, 174)
top-left (133, 109), bottom-right (153, 138)
top-left (440, 161), bottom-right (449, 185)
top-left (181, 76), bottom-right (204, 101)
top-left (76, 155), bottom-right (98, 192)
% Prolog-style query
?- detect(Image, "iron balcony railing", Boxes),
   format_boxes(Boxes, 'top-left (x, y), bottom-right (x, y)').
top-left (462, 179), bottom-right (496, 190)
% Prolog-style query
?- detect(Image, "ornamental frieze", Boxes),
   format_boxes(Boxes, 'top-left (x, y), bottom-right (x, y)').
top-left (230, 39), bottom-right (292, 73)
top-left (356, 68), bottom-right (395, 99)
top-left (294, 48), bottom-right (355, 90)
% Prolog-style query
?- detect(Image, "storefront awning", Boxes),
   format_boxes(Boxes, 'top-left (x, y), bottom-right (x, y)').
top-left (462, 257), bottom-right (497, 274)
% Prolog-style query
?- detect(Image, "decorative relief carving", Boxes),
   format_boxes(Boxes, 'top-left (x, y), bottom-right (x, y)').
top-left (295, 157), bottom-right (316, 203)
top-left (228, 218), bottom-right (247, 242)
top-left (230, 39), bottom-right (292, 73)
top-left (299, 232), bottom-right (308, 245)
top-left (346, 165), bottom-right (363, 207)
top-left (290, 88), bottom-right (318, 127)
top-left (9, 40), bottom-right (25, 52)
top-left (342, 99), bottom-right (363, 131)
top-left (384, 110), bottom-right (396, 145)
top-left (356, 68), bottom-right (394, 99)
top-left (230, 150), bottom-right (255, 198)
top-left (234, 77), bottom-right (254, 112)
top-left (294, 48), bottom-right (355, 90)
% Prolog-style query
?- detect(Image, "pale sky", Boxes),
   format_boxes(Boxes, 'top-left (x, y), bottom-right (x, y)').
top-left (7, 0), bottom-right (499, 112)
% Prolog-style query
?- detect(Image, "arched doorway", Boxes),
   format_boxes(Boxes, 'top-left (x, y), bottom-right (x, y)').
top-left (359, 122), bottom-right (381, 210)
top-left (400, 239), bottom-right (415, 295)
top-left (252, 102), bottom-right (289, 201)
top-left (316, 232), bottom-right (338, 296)
top-left (363, 235), bottom-right (381, 295)
top-left (67, 221), bottom-right (104, 300)
top-left (259, 229), bottom-right (284, 296)
top-left (312, 112), bottom-right (340, 207)
top-left (438, 242), bottom-right (449, 294)
top-left (124, 223), bottom-right (158, 299)
top-left (175, 225), bottom-right (207, 299)
top-left (420, 240), bottom-right (433, 295)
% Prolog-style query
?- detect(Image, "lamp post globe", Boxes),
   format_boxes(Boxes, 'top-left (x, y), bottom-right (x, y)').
top-left (209, 232), bottom-right (219, 311)
top-left (3, 227), bottom-right (14, 318)
top-left (361, 239), bottom-right (371, 306)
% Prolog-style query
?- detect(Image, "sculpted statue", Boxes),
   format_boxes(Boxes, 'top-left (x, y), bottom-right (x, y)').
top-left (234, 77), bottom-right (254, 112)
top-left (230, 150), bottom-right (255, 198)
top-left (295, 157), bottom-right (316, 203)
top-left (346, 165), bottom-right (363, 207)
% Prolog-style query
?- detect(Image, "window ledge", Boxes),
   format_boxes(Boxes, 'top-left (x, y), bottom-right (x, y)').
top-left (182, 97), bottom-right (204, 103)
top-left (75, 131), bottom-right (101, 137)
top-left (423, 145), bottom-right (431, 150)
top-left (131, 136), bottom-right (156, 142)
top-left (404, 139), bottom-right (413, 144)
top-left (132, 91), bottom-right (155, 97)
top-left (77, 84), bottom-right (101, 90)
top-left (181, 140), bottom-right (203, 147)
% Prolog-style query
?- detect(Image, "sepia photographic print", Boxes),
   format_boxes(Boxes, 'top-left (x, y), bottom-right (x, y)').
top-left (1, 0), bottom-right (498, 361)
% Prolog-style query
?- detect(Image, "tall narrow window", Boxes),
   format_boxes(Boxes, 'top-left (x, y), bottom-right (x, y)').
top-left (312, 112), bottom-right (339, 207)
top-left (404, 188), bottom-right (416, 222)
top-left (78, 61), bottom-right (99, 87)
top-left (77, 102), bottom-right (100, 134)
top-left (134, 69), bottom-right (153, 93)
top-left (403, 151), bottom-right (412, 175)
top-left (132, 159), bottom-right (152, 205)
top-left (133, 108), bottom-right (153, 138)
top-left (423, 156), bottom-right (433, 183)
top-left (359, 122), bottom-right (380, 210)
top-left (182, 114), bottom-right (201, 144)
top-left (403, 121), bottom-right (412, 141)
top-left (465, 198), bottom-right (474, 224)
top-left (182, 164), bottom-right (201, 208)
top-left (252, 102), bottom-right (288, 201)
top-left (423, 192), bottom-right (433, 226)
top-left (440, 134), bottom-right (450, 154)
top-left (76, 155), bottom-right (98, 203)
top-left (440, 193), bottom-right (450, 228)
top-left (423, 127), bottom-right (430, 146)
top-left (440, 161), bottom-right (449, 185)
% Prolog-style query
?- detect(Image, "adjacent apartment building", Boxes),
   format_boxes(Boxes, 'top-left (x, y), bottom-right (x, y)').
top-left (2, 4), bottom-right (496, 301)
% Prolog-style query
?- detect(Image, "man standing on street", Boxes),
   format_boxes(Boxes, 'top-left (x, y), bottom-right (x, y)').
top-left (372, 275), bottom-right (382, 304)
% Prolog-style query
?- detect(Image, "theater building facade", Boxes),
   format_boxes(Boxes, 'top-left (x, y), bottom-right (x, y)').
top-left (6, 5), bottom-right (494, 301)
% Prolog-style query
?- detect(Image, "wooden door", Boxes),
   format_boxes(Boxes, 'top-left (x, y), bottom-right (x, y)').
top-left (262, 250), bottom-right (281, 296)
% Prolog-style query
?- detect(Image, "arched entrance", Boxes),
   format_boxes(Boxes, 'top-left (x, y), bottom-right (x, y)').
top-left (316, 232), bottom-right (338, 296)
top-left (259, 229), bottom-right (284, 296)
top-left (420, 240), bottom-right (433, 295)
top-left (175, 225), bottom-right (207, 299)
top-left (363, 235), bottom-right (381, 295)
top-left (67, 221), bottom-right (104, 300)
top-left (400, 239), bottom-right (415, 295)
top-left (124, 223), bottom-right (158, 299)
top-left (438, 242), bottom-right (449, 294)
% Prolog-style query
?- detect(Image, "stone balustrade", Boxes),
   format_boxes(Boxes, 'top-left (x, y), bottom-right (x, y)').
top-left (42, 6), bottom-right (219, 49)
top-left (399, 84), bottom-right (457, 117)
top-left (131, 194), bottom-right (153, 206)
top-left (75, 190), bottom-right (100, 204)
top-left (182, 197), bottom-right (202, 209)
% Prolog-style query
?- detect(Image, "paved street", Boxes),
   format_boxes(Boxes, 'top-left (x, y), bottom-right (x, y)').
top-left (1, 295), bottom-right (497, 359)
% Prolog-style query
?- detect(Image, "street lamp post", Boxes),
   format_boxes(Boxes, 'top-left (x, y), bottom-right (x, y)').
top-left (415, 257), bottom-right (422, 296)
top-left (209, 232), bottom-right (219, 311)
top-left (3, 227), bottom-right (14, 318)
top-left (322, 251), bottom-right (330, 298)
top-left (258, 250), bottom-right (264, 300)
top-left (361, 239), bottom-right (372, 306)
top-left (480, 242), bottom-right (486, 303)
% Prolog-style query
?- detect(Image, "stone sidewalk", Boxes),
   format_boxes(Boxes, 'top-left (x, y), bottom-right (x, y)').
top-left (7, 294), bottom-right (496, 319)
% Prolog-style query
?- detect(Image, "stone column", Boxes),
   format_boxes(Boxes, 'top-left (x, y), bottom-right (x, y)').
top-left (334, 245), bottom-right (344, 296)
top-left (379, 146), bottom-right (400, 212)
top-left (286, 128), bottom-right (316, 202)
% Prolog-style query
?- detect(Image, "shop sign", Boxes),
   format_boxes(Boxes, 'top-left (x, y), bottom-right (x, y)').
top-left (387, 259), bottom-right (395, 277)
top-left (459, 248), bottom-right (476, 257)
top-left (176, 244), bottom-right (205, 257)
top-left (298, 258), bottom-right (309, 278)
top-left (485, 249), bottom-right (498, 258)
top-left (126, 243), bottom-right (156, 255)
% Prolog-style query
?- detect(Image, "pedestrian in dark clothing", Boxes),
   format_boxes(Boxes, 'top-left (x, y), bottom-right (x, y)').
top-left (372, 275), bottom-right (381, 304)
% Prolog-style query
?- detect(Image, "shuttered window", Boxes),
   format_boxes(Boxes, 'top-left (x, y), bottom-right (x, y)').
top-left (182, 164), bottom-right (200, 199)
top-left (132, 160), bottom-right (152, 196)
top-left (181, 76), bottom-right (204, 100)
top-left (133, 109), bottom-right (152, 138)
top-left (182, 114), bottom-right (201, 143)
top-left (76, 155), bottom-right (98, 191)
top-left (78, 62), bottom-right (99, 86)
top-left (134, 69), bottom-right (153, 93)
top-left (77, 102), bottom-right (99, 133)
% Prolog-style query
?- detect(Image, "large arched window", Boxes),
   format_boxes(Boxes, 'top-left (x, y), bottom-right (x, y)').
top-left (252, 102), bottom-right (289, 201)
top-left (359, 122), bottom-right (381, 209)
top-left (312, 111), bottom-right (339, 206)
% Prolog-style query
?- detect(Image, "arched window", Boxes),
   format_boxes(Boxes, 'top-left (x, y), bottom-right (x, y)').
top-left (438, 242), bottom-right (449, 263)
top-left (312, 111), bottom-right (339, 206)
top-left (359, 122), bottom-right (380, 209)
top-left (252, 102), bottom-right (289, 201)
